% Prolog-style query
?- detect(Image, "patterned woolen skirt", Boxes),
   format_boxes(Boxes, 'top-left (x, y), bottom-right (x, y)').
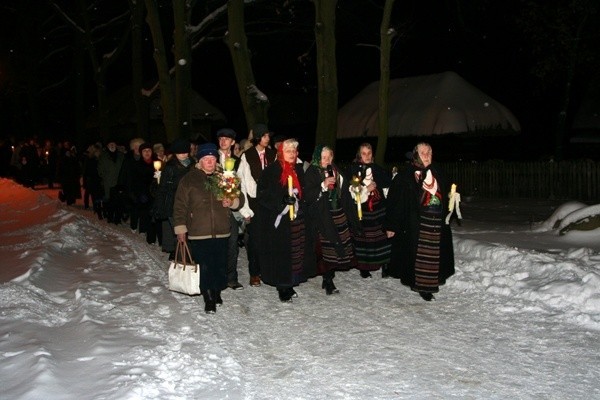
top-left (316, 206), bottom-right (356, 273)
top-left (413, 208), bottom-right (442, 293)
top-left (290, 213), bottom-right (307, 286)
top-left (353, 196), bottom-right (391, 270)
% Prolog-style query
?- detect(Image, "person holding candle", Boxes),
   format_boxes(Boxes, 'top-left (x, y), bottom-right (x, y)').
top-left (151, 138), bottom-right (193, 261)
top-left (255, 138), bottom-right (315, 302)
top-left (346, 143), bottom-right (392, 279)
top-left (384, 142), bottom-right (455, 301)
top-left (304, 145), bottom-right (357, 295)
top-left (123, 142), bottom-right (160, 245)
top-left (215, 128), bottom-right (245, 290)
top-left (173, 143), bottom-right (244, 314)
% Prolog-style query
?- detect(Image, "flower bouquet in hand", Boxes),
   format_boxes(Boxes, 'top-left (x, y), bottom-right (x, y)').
top-left (206, 157), bottom-right (241, 201)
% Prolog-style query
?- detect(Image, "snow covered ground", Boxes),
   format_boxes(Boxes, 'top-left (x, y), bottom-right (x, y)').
top-left (1, 178), bottom-right (599, 400)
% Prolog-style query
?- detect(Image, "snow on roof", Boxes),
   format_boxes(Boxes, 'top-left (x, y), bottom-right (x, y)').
top-left (337, 71), bottom-right (521, 138)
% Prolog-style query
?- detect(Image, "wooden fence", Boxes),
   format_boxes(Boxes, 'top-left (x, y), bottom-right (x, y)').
top-left (434, 160), bottom-right (600, 201)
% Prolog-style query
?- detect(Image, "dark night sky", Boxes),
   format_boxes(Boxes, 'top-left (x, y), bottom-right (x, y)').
top-left (1, 0), bottom-right (598, 160)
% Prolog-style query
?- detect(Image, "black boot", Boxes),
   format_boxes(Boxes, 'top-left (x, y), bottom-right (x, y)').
top-left (360, 270), bottom-right (372, 278)
top-left (277, 287), bottom-right (293, 302)
top-left (419, 291), bottom-right (434, 302)
top-left (322, 279), bottom-right (339, 295)
top-left (215, 290), bottom-right (223, 306)
top-left (381, 264), bottom-right (389, 278)
top-left (322, 271), bottom-right (339, 295)
top-left (203, 290), bottom-right (217, 313)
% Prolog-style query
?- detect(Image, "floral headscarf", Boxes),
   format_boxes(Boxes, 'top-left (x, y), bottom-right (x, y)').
top-left (311, 144), bottom-right (340, 207)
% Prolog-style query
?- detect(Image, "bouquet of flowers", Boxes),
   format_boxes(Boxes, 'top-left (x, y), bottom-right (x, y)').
top-left (205, 157), bottom-right (241, 201)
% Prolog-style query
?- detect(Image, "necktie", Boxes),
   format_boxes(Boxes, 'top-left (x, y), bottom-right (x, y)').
top-left (259, 151), bottom-right (266, 169)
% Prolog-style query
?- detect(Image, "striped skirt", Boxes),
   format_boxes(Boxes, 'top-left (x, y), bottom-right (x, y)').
top-left (317, 206), bottom-right (356, 272)
top-left (413, 209), bottom-right (442, 293)
top-left (354, 197), bottom-right (391, 270)
top-left (290, 213), bottom-right (307, 286)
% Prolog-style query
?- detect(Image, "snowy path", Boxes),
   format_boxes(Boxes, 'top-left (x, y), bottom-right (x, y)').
top-left (1, 180), bottom-right (599, 399)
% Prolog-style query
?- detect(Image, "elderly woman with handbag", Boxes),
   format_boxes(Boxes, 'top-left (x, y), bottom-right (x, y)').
top-left (173, 143), bottom-right (244, 313)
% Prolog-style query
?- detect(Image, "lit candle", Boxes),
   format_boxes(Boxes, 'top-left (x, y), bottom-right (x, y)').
top-left (287, 175), bottom-right (294, 221)
top-left (153, 160), bottom-right (162, 183)
top-left (356, 189), bottom-right (362, 220)
top-left (449, 183), bottom-right (457, 211)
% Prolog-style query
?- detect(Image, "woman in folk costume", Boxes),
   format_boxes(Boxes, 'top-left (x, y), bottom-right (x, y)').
top-left (255, 139), bottom-right (316, 302)
top-left (346, 143), bottom-right (392, 278)
top-left (385, 142), bottom-right (455, 301)
top-left (304, 145), bottom-right (357, 295)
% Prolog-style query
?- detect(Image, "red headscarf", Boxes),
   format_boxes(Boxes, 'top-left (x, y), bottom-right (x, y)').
top-left (277, 141), bottom-right (302, 199)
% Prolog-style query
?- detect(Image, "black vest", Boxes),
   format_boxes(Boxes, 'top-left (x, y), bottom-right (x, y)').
top-left (244, 147), bottom-right (276, 182)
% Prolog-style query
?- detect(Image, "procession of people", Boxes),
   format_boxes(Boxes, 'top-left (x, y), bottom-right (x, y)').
top-left (1, 130), bottom-right (456, 314)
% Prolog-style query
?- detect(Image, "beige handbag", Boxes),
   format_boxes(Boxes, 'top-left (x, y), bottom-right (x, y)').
top-left (168, 241), bottom-right (200, 295)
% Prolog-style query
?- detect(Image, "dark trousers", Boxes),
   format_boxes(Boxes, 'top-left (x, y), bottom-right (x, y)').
top-left (227, 213), bottom-right (239, 284)
top-left (189, 238), bottom-right (228, 292)
top-left (246, 220), bottom-right (260, 277)
top-left (161, 218), bottom-right (176, 253)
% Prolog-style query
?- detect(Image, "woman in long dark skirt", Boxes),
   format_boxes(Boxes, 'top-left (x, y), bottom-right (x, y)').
top-left (346, 143), bottom-right (392, 278)
top-left (255, 139), bottom-right (316, 302)
top-left (304, 145), bottom-right (356, 295)
top-left (385, 142), bottom-right (455, 301)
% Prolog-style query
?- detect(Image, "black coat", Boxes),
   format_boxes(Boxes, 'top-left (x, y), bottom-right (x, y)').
top-left (304, 163), bottom-right (359, 255)
top-left (123, 157), bottom-right (155, 206)
top-left (385, 163), bottom-right (455, 287)
top-left (346, 161), bottom-right (391, 208)
top-left (255, 162), bottom-right (316, 286)
top-left (152, 157), bottom-right (192, 219)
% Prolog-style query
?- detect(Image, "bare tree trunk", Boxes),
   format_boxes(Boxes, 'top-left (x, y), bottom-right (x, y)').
top-left (555, 12), bottom-right (588, 161)
top-left (74, 0), bottom-right (130, 140)
top-left (73, 40), bottom-right (86, 140)
top-left (226, 0), bottom-right (269, 131)
top-left (145, 0), bottom-right (178, 142)
top-left (130, 0), bottom-right (148, 139)
top-left (174, 0), bottom-right (193, 139)
top-left (313, 0), bottom-right (338, 148)
top-left (375, 0), bottom-right (396, 165)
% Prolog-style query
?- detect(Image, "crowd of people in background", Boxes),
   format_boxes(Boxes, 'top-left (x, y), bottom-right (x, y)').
top-left (0, 129), bottom-right (455, 314)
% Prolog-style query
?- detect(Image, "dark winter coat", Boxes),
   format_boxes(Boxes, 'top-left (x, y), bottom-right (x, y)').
top-left (97, 150), bottom-right (124, 200)
top-left (172, 167), bottom-right (243, 240)
top-left (83, 156), bottom-right (103, 199)
top-left (152, 157), bottom-right (192, 220)
top-left (57, 149), bottom-right (81, 203)
top-left (384, 162), bottom-right (455, 287)
top-left (255, 162), bottom-right (316, 286)
top-left (123, 157), bottom-right (155, 206)
top-left (346, 161), bottom-right (392, 209)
